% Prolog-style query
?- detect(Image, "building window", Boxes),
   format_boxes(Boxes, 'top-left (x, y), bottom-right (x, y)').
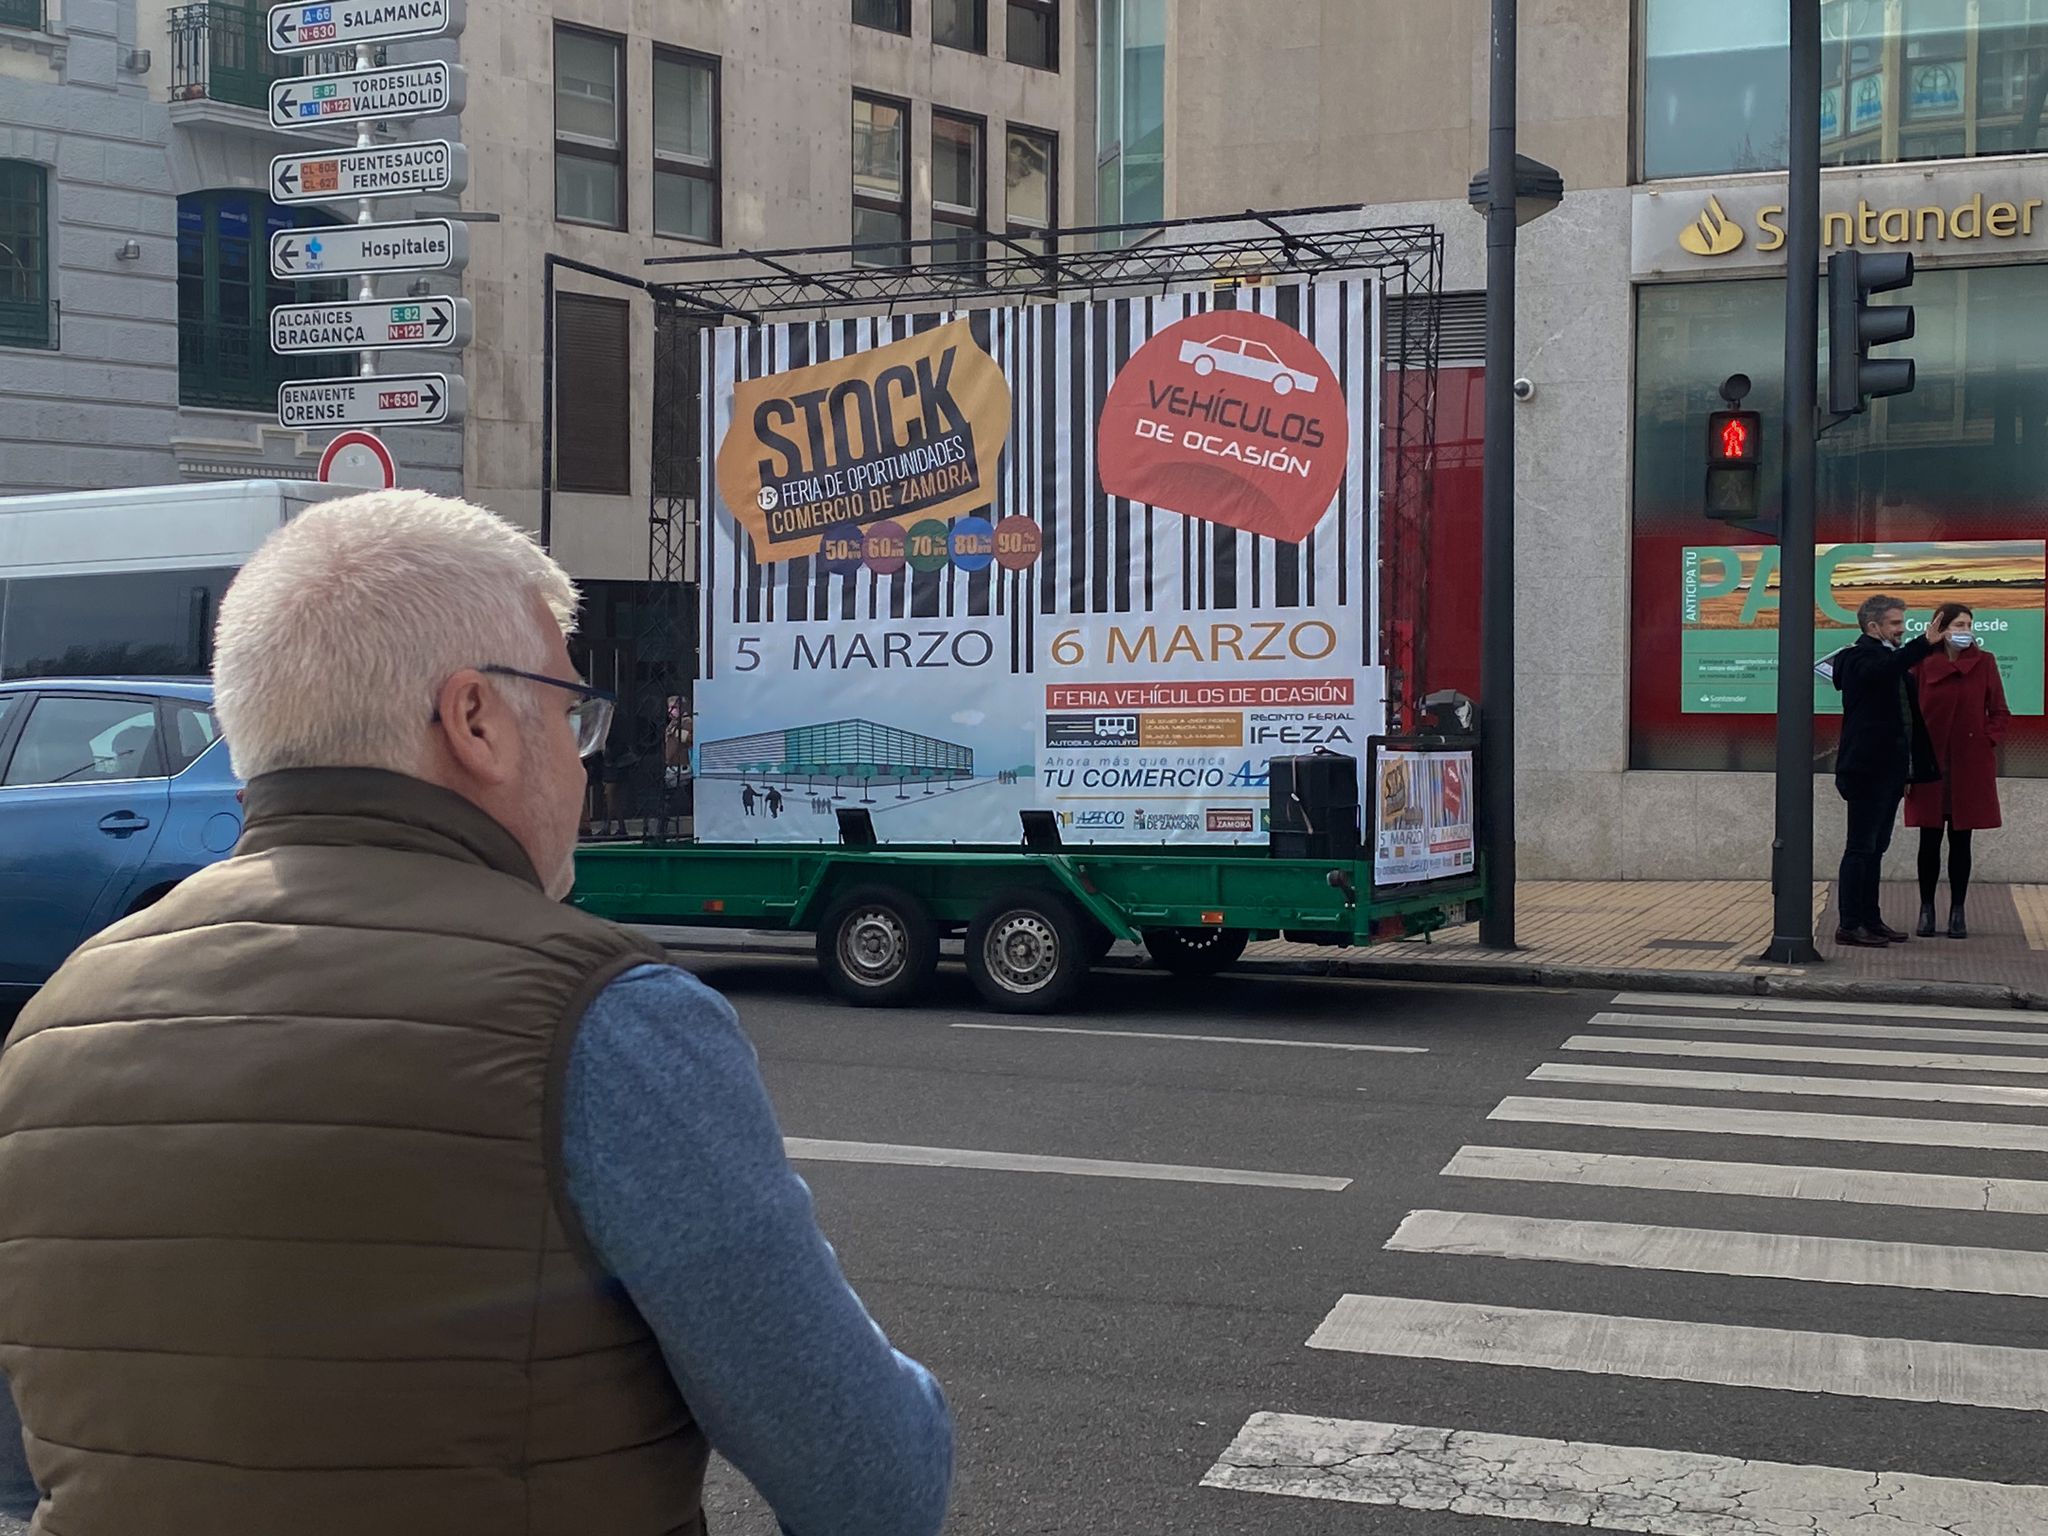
top-left (654, 48), bottom-right (719, 245)
top-left (0, 159), bottom-right (50, 349)
top-left (1629, 265), bottom-right (2048, 775)
top-left (556, 26), bottom-right (625, 230)
top-left (1007, 0), bottom-right (1057, 69)
top-left (0, 0), bottom-right (43, 29)
top-left (1642, 0), bottom-right (2048, 179)
top-left (556, 293), bottom-right (631, 495)
top-left (1005, 124), bottom-right (1056, 248)
top-left (853, 0), bottom-right (908, 34)
top-left (852, 91), bottom-right (909, 267)
top-left (934, 0), bottom-right (986, 52)
top-left (1095, 0), bottom-right (1165, 244)
top-left (177, 191), bottom-right (345, 410)
top-left (931, 110), bottom-right (985, 270)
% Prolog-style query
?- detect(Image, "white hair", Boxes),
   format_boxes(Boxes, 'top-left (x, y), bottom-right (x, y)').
top-left (213, 490), bottom-right (579, 779)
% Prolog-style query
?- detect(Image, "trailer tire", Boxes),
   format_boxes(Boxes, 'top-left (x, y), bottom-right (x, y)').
top-left (817, 886), bottom-right (939, 1007)
top-left (1144, 927), bottom-right (1251, 977)
top-left (966, 888), bottom-right (1091, 1014)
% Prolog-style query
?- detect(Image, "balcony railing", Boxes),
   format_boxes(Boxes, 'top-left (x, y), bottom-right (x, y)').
top-left (179, 316), bottom-right (350, 411)
top-left (0, 0), bottom-right (44, 32)
top-left (168, 4), bottom-right (381, 112)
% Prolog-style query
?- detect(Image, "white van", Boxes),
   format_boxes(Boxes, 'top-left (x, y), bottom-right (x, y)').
top-left (0, 480), bottom-right (350, 681)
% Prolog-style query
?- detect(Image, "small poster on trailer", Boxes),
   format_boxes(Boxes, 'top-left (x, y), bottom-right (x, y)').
top-left (1372, 745), bottom-right (1476, 886)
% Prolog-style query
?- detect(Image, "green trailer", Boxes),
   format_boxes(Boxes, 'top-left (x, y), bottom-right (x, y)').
top-left (572, 794), bottom-right (1481, 1015)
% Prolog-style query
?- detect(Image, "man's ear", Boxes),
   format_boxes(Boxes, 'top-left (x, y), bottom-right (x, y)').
top-left (433, 669), bottom-right (516, 785)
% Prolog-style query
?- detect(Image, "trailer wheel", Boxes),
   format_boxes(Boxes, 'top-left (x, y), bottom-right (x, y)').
top-left (1144, 927), bottom-right (1251, 977)
top-left (817, 886), bottom-right (939, 1007)
top-left (966, 889), bottom-right (1091, 1014)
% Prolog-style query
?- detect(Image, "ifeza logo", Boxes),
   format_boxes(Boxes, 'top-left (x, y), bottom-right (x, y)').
top-left (1679, 195), bottom-right (1746, 258)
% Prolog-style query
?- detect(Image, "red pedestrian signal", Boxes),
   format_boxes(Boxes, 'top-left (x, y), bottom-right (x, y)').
top-left (1705, 407), bottom-right (1762, 520)
top-left (1718, 415), bottom-right (1750, 461)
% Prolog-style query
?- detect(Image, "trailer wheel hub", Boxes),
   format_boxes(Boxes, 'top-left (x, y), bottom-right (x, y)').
top-left (985, 912), bottom-right (1058, 993)
top-left (840, 908), bottom-right (909, 985)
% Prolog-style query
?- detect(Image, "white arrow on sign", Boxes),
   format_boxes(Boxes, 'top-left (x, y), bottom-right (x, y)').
top-left (271, 141), bottom-right (467, 205)
top-left (269, 61), bottom-right (465, 130)
top-left (268, 0), bottom-right (465, 55)
top-left (279, 372), bottom-right (467, 429)
top-left (269, 218), bottom-right (468, 281)
top-left (271, 296), bottom-right (472, 355)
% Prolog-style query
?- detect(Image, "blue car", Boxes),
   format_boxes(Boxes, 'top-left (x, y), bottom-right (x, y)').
top-left (0, 678), bottom-right (242, 1008)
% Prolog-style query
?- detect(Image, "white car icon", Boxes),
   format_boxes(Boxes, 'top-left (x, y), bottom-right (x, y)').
top-left (1177, 335), bottom-right (1319, 395)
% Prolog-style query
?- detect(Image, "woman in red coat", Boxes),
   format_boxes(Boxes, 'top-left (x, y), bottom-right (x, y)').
top-left (1906, 602), bottom-right (2011, 938)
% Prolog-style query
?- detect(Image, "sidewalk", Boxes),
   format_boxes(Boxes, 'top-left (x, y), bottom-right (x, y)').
top-left (1260, 880), bottom-right (2048, 1009)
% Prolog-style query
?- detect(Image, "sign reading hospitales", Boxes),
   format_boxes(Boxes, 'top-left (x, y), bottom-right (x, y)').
top-left (269, 61), bottom-right (464, 130)
top-left (279, 373), bottom-right (466, 428)
top-left (271, 295), bottom-right (471, 354)
top-left (271, 141), bottom-right (466, 203)
top-left (269, 218), bottom-right (467, 281)
top-left (268, 0), bottom-right (466, 53)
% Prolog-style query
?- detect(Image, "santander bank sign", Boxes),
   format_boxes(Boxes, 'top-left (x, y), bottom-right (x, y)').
top-left (1095, 309), bottom-right (1348, 546)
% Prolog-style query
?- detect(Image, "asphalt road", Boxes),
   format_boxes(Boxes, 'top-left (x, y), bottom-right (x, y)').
top-left (686, 958), bottom-right (2048, 1534)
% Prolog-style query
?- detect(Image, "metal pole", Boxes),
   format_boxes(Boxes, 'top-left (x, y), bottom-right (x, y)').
top-left (539, 256), bottom-right (555, 551)
top-left (355, 41), bottom-right (376, 380)
top-left (1765, 0), bottom-right (1823, 965)
top-left (1478, 0), bottom-right (1518, 949)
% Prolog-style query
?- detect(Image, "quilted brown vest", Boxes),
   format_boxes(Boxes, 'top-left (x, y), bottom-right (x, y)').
top-left (0, 770), bottom-right (708, 1536)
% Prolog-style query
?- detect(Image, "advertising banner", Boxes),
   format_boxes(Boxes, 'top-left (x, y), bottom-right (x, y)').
top-left (694, 280), bottom-right (1382, 845)
top-left (1680, 540), bottom-right (2045, 715)
top-left (1372, 743), bottom-right (1476, 886)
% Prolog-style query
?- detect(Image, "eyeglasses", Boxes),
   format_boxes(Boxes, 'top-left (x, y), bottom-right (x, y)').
top-left (432, 665), bottom-right (617, 757)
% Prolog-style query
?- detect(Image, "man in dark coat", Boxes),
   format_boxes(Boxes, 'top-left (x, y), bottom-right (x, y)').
top-left (1830, 594), bottom-right (1959, 946)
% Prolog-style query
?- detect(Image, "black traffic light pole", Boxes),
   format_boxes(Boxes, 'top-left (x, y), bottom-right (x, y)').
top-left (1764, 0), bottom-right (1823, 965)
top-left (1479, 0), bottom-right (1518, 948)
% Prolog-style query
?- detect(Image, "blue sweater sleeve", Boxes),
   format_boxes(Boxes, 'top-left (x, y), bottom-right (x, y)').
top-left (560, 964), bottom-right (952, 1536)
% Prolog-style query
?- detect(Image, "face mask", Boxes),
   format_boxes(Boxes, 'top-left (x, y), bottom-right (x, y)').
top-left (1882, 638), bottom-right (1899, 650)
top-left (1951, 631), bottom-right (1977, 648)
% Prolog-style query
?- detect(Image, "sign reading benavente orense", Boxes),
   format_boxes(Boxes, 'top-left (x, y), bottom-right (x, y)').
top-left (268, 0), bottom-right (466, 53)
top-left (271, 141), bottom-right (467, 203)
top-left (269, 61), bottom-right (465, 130)
top-left (279, 373), bottom-right (468, 428)
top-left (271, 296), bottom-right (472, 355)
top-left (269, 219), bottom-right (468, 281)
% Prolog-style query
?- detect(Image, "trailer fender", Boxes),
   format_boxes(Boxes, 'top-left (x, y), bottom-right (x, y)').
top-left (1042, 857), bottom-right (1143, 943)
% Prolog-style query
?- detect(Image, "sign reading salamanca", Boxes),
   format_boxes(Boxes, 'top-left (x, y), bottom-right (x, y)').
top-left (267, 0), bottom-right (466, 53)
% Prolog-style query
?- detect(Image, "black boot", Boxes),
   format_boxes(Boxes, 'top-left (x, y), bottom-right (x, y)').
top-left (1917, 903), bottom-right (1937, 938)
top-left (1949, 903), bottom-right (1968, 939)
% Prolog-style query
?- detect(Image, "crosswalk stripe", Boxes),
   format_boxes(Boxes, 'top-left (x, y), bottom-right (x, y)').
top-left (782, 1137), bottom-right (1353, 1191)
top-left (1306, 1294), bottom-right (2048, 1410)
top-left (1201, 1412), bottom-right (2048, 1531)
top-left (1592, 1009), bottom-right (2048, 1049)
top-left (1531, 1060), bottom-right (2048, 1110)
top-left (1565, 1033), bottom-right (2048, 1075)
top-left (1612, 991), bottom-right (2035, 1026)
top-left (1439, 1144), bottom-right (2048, 1215)
top-left (1386, 1208), bottom-right (2048, 1297)
top-left (951, 1022), bottom-right (1427, 1053)
top-left (1492, 1094), bottom-right (2048, 1153)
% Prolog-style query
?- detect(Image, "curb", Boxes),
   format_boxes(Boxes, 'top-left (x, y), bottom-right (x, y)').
top-left (648, 928), bottom-right (2048, 1012)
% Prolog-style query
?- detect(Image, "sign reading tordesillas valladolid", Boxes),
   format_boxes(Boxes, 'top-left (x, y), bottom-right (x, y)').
top-left (267, 0), bottom-right (469, 433)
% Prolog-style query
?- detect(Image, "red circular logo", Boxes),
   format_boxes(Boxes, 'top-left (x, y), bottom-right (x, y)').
top-left (1096, 310), bottom-right (1347, 545)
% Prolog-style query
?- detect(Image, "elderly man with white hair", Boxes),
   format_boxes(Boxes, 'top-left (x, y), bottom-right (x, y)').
top-left (0, 492), bottom-right (952, 1536)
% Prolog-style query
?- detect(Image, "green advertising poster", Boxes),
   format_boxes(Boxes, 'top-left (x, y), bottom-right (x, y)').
top-left (1681, 541), bottom-right (2046, 715)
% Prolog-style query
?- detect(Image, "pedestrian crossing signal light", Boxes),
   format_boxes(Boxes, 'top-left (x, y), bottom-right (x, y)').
top-left (1705, 407), bottom-right (1762, 521)
top-left (1828, 249), bottom-right (1917, 415)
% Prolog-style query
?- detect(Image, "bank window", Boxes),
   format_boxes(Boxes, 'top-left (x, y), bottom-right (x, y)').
top-left (1643, 0), bottom-right (2048, 179)
top-left (556, 293), bottom-right (631, 495)
top-left (1008, 0), bottom-right (1058, 70)
top-left (852, 92), bottom-right (909, 267)
top-left (1628, 265), bottom-right (2048, 777)
top-left (0, 159), bottom-right (51, 350)
top-left (178, 191), bottom-right (346, 410)
top-left (932, 110), bottom-right (984, 271)
top-left (654, 48), bottom-right (719, 245)
top-left (1096, 0), bottom-right (1165, 245)
top-left (556, 26), bottom-right (625, 230)
top-left (934, 0), bottom-right (986, 53)
top-left (853, 0), bottom-right (908, 34)
top-left (1006, 124), bottom-right (1057, 249)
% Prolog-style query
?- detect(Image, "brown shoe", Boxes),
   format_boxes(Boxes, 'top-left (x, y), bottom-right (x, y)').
top-left (1834, 926), bottom-right (1891, 948)
top-left (1870, 920), bottom-right (1911, 943)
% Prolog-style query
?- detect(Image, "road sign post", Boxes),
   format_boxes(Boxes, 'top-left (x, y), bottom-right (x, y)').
top-left (272, 296), bottom-right (472, 354)
top-left (270, 141), bottom-right (467, 204)
top-left (268, 0), bottom-right (465, 53)
top-left (280, 374), bottom-right (466, 429)
top-left (269, 218), bottom-right (468, 281)
top-left (269, 61), bottom-right (464, 131)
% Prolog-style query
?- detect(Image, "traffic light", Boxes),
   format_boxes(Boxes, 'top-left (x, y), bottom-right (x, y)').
top-left (1827, 250), bottom-right (1916, 414)
top-left (1705, 406), bottom-right (1762, 521)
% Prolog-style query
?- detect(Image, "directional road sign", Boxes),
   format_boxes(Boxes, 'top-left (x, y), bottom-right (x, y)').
top-left (268, 0), bottom-right (465, 54)
top-left (272, 296), bottom-right (471, 355)
top-left (269, 219), bottom-right (468, 282)
top-left (269, 61), bottom-right (464, 130)
top-left (279, 373), bottom-right (465, 429)
top-left (271, 141), bottom-right (467, 204)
